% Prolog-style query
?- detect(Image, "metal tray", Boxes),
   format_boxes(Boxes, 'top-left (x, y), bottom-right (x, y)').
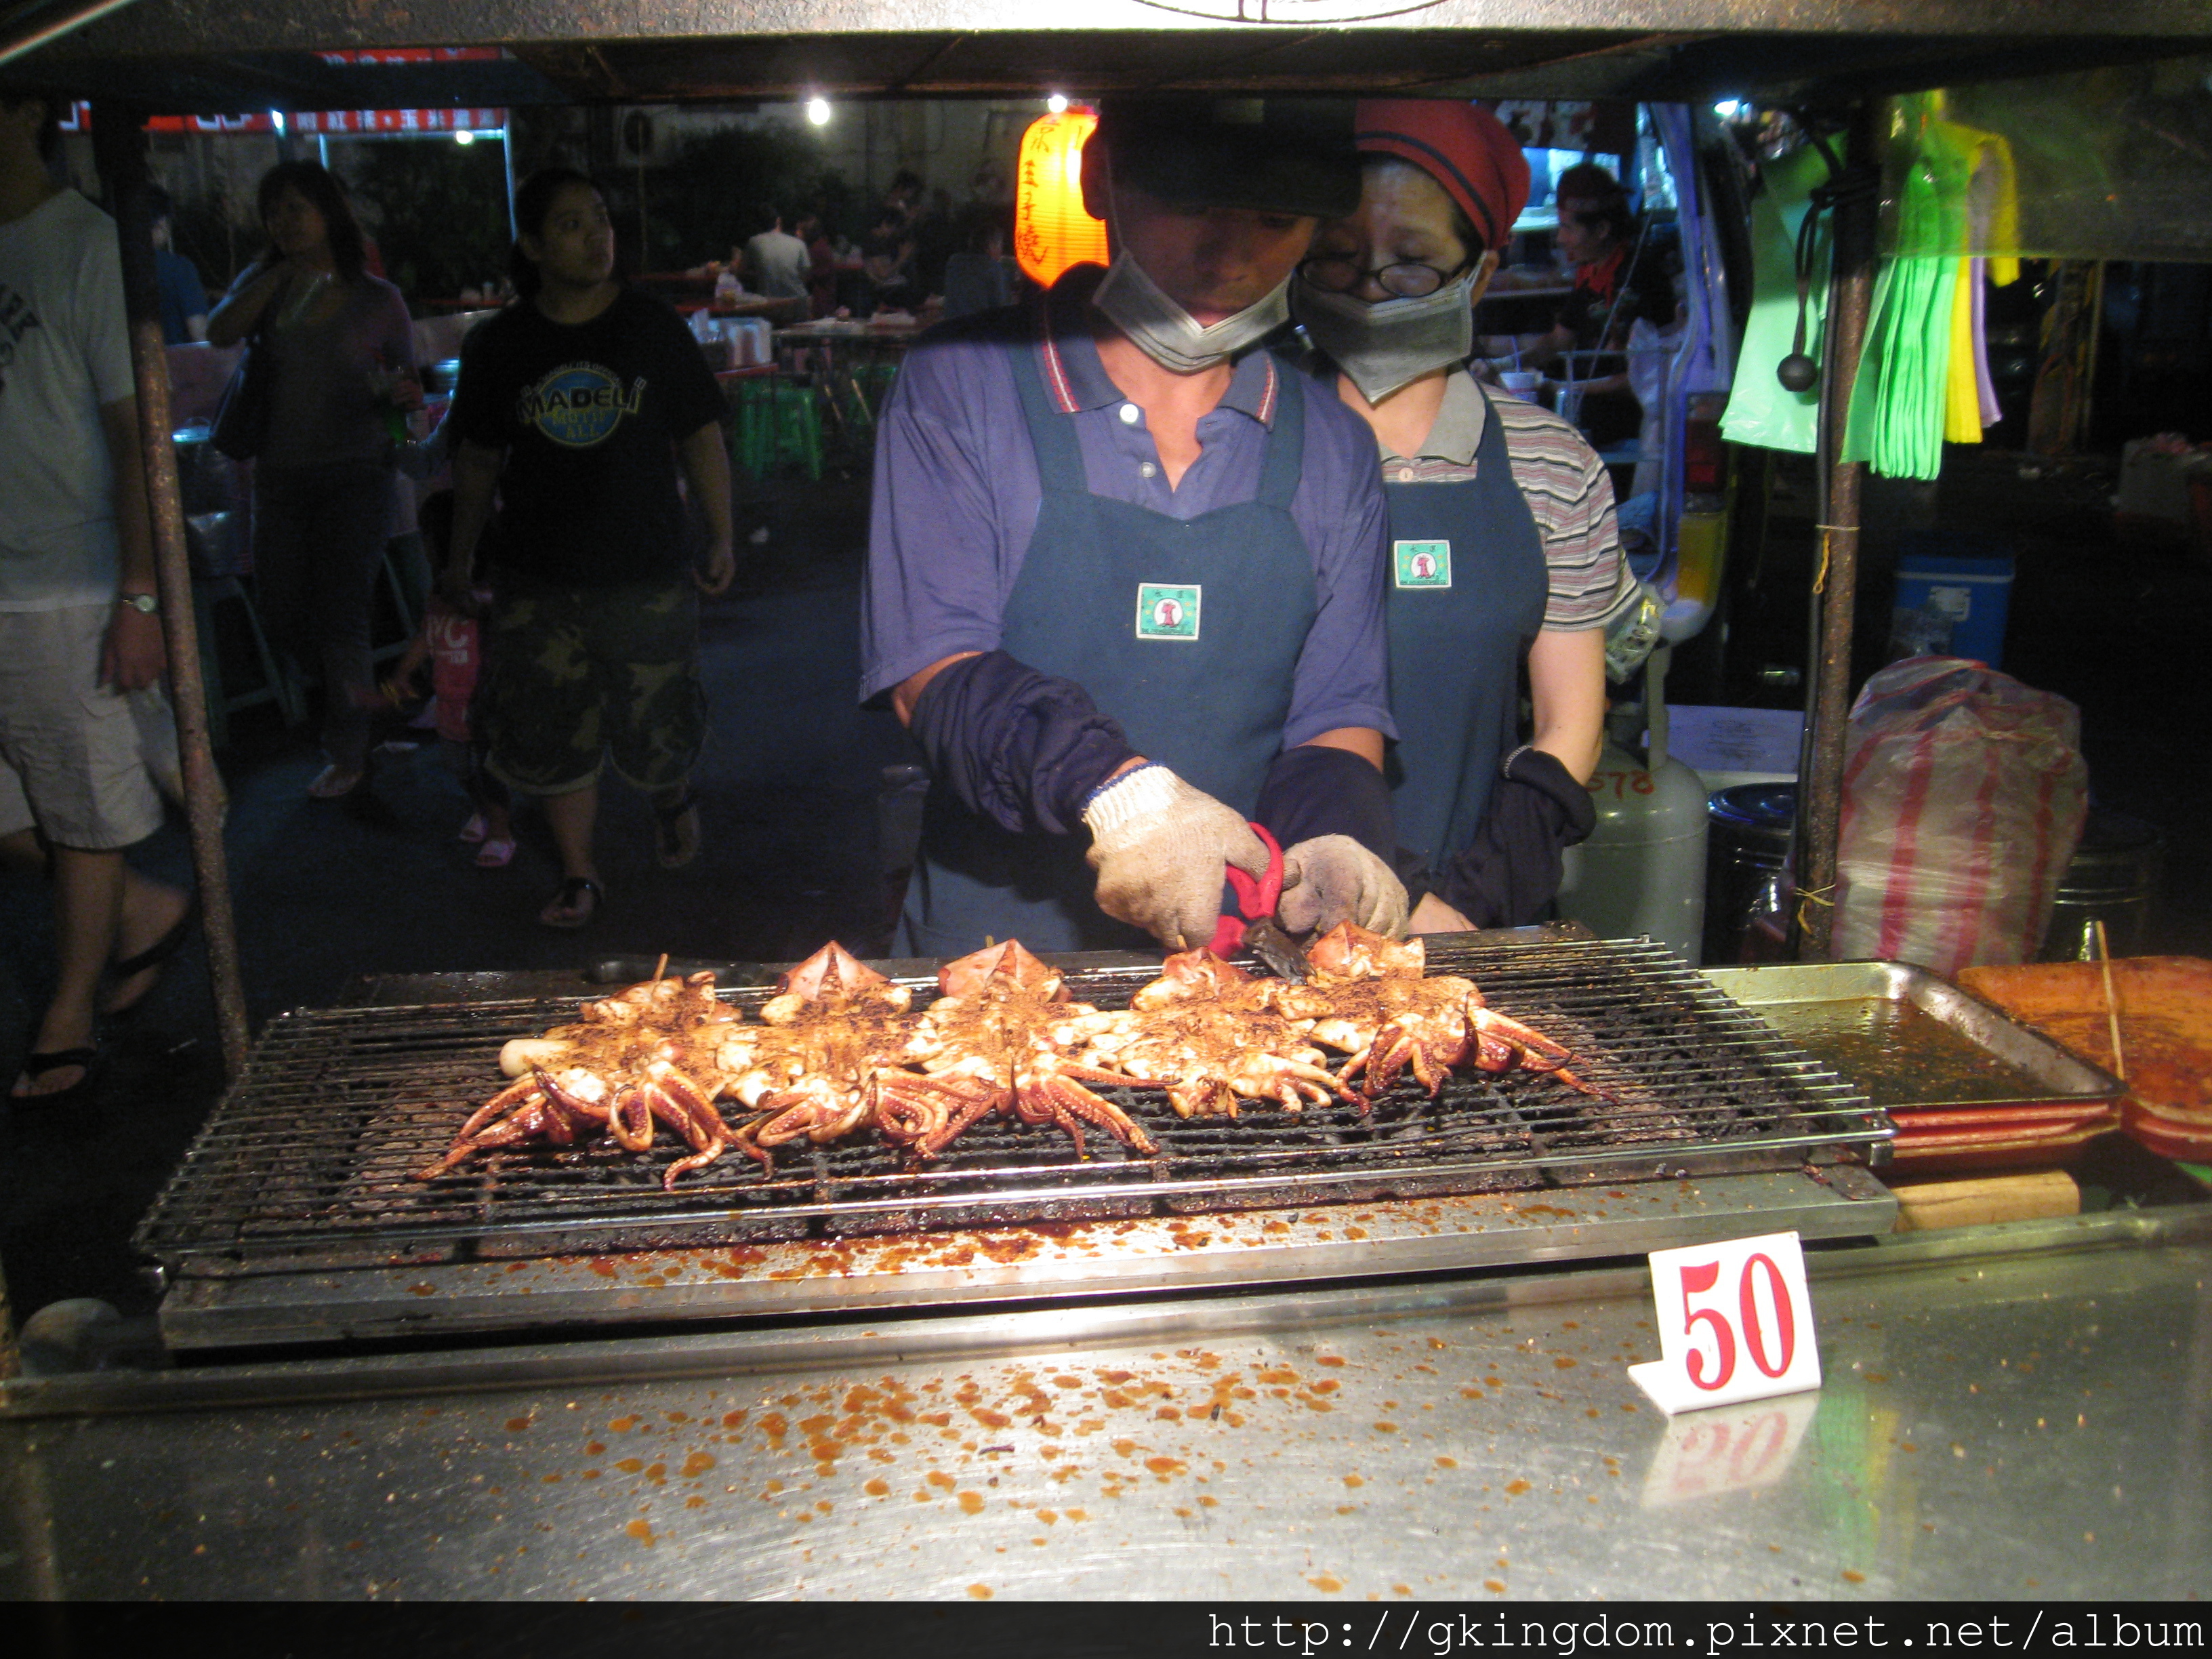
top-left (1701, 961), bottom-right (2120, 1112)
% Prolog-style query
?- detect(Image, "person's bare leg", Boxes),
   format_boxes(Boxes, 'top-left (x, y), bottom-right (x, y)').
top-left (100, 865), bottom-right (192, 1016)
top-left (7, 827), bottom-right (190, 1018)
top-left (13, 843), bottom-right (123, 1097)
top-left (540, 782), bottom-right (600, 925)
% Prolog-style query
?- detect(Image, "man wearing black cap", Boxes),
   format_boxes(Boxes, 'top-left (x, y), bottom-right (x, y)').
top-left (861, 97), bottom-right (1409, 958)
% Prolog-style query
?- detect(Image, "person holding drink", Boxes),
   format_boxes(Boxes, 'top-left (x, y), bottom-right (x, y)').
top-left (207, 161), bottom-right (417, 802)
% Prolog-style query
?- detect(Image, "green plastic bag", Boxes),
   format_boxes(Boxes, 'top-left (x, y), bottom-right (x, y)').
top-left (1843, 94), bottom-right (2012, 480)
top-left (1719, 143), bottom-right (1831, 455)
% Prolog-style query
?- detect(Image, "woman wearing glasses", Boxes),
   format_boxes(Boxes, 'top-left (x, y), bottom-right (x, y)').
top-left (1289, 101), bottom-right (1635, 936)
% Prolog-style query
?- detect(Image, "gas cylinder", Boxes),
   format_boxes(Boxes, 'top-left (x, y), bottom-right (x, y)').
top-left (1553, 730), bottom-right (1710, 960)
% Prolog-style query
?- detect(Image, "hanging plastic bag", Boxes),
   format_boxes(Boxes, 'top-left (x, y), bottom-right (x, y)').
top-left (1720, 142), bottom-right (1831, 455)
top-left (1843, 94), bottom-right (2019, 480)
top-left (1831, 657), bottom-right (2088, 975)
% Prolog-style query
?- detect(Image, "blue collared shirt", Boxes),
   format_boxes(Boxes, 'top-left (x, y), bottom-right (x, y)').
top-left (861, 268), bottom-right (1394, 748)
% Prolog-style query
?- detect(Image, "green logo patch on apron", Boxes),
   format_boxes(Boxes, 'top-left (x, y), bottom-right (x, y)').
top-left (1134, 582), bottom-right (1202, 640)
top-left (1394, 540), bottom-right (1452, 588)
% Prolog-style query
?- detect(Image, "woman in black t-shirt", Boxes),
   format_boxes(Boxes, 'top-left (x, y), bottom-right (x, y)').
top-left (441, 169), bottom-right (734, 929)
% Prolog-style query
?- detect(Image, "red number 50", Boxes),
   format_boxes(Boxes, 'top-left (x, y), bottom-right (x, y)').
top-left (1679, 1253), bottom-right (1799, 1390)
top-left (1740, 1252), bottom-right (1795, 1378)
top-left (1677, 1261), bottom-right (1736, 1389)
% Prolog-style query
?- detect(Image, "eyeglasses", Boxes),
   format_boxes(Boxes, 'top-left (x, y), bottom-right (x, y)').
top-left (1298, 252), bottom-right (1472, 300)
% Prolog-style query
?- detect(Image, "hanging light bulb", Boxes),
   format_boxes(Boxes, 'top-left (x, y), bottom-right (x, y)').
top-left (805, 97), bottom-right (832, 127)
top-left (1012, 104), bottom-right (1108, 289)
top-left (1046, 93), bottom-right (1069, 115)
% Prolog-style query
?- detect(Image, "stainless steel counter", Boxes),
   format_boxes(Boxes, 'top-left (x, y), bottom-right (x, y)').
top-left (5, 1203), bottom-right (2208, 1600)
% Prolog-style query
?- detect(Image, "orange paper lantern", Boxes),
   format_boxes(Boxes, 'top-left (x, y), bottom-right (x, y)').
top-left (1014, 106), bottom-right (1109, 289)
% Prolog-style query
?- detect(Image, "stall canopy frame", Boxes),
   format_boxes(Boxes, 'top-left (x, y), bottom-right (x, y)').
top-left (13, 1), bottom-right (2212, 110)
top-left (3, 0), bottom-right (2211, 1078)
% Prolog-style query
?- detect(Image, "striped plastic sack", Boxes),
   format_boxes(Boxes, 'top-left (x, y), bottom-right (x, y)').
top-left (1832, 657), bottom-right (2088, 975)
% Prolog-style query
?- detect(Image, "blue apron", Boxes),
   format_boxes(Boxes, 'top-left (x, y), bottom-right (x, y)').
top-left (1382, 382), bottom-right (1549, 874)
top-left (899, 340), bottom-right (1317, 958)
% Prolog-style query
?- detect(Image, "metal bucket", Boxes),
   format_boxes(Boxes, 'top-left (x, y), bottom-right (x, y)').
top-left (2039, 807), bottom-right (2166, 961)
top-left (1704, 783), bottom-right (1796, 965)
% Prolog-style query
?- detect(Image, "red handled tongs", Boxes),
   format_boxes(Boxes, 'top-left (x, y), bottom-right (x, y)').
top-left (1208, 823), bottom-right (1311, 981)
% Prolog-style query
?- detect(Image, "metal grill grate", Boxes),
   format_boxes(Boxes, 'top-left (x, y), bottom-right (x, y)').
top-left (136, 938), bottom-right (1888, 1274)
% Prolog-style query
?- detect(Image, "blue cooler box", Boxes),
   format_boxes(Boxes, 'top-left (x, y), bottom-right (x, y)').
top-left (1890, 541), bottom-right (2015, 668)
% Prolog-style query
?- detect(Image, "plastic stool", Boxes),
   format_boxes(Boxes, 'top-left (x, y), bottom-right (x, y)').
top-left (726, 374), bottom-right (781, 479)
top-left (192, 575), bottom-right (303, 749)
top-left (766, 377), bottom-right (823, 481)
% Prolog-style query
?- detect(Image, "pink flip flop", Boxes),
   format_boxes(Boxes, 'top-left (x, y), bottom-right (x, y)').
top-left (474, 836), bottom-right (516, 869)
top-left (457, 813), bottom-right (489, 844)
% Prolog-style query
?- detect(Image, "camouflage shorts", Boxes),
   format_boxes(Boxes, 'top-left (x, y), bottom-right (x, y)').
top-left (481, 580), bottom-right (706, 796)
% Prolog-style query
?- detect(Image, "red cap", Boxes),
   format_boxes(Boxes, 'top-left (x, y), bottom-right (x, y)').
top-left (1352, 100), bottom-right (1530, 253)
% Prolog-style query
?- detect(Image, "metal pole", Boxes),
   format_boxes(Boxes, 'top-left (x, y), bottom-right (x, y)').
top-left (89, 102), bottom-right (253, 1080)
top-left (1794, 104), bottom-right (1879, 962)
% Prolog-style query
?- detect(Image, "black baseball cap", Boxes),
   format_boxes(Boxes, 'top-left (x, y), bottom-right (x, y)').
top-left (1092, 97), bottom-right (1359, 219)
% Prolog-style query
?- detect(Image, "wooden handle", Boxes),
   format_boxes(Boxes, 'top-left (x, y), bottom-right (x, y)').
top-left (1891, 1170), bottom-right (2081, 1233)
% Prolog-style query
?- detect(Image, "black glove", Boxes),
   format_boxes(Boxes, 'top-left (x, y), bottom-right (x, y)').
top-left (1252, 742), bottom-right (1395, 865)
top-left (1434, 745), bottom-right (1597, 929)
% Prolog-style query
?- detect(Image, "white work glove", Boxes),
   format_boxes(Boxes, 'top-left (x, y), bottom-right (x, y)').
top-left (1277, 834), bottom-right (1410, 939)
top-left (1083, 764), bottom-right (1269, 950)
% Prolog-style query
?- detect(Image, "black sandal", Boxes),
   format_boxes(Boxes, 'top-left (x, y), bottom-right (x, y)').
top-left (653, 791), bottom-right (701, 870)
top-left (102, 895), bottom-right (199, 1019)
top-left (539, 876), bottom-right (604, 930)
top-left (10, 1044), bottom-right (100, 1107)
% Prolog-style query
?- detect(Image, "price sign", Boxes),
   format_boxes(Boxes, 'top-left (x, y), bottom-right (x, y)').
top-left (1626, 1230), bottom-right (1822, 1414)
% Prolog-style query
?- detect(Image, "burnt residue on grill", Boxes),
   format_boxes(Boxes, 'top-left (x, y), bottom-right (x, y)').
top-left (135, 938), bottom-right (1888, 1275)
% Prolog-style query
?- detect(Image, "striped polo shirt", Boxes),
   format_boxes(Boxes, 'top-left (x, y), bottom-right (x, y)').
top-left (1372, 369), bottom-right (1635, 632)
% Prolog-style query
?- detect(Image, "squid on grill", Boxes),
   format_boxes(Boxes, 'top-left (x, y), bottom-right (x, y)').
top-left (720, 941), bottom-right (920, 1172)
top-left (1075, 948), bottom-right (1357, 1118)
top-left (1298, 923), bottom-right (1600, 1105)
top-left (879, 939), bottom-right (1158, 1161)
top-left (415, 969), bottom-right (741, 1187)
top-left (417, 922), bottom-right (1606, 1189)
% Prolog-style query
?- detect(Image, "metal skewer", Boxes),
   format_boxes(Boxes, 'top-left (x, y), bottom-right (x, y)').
top-left (2093, 920), bottom-right (2127, 1084)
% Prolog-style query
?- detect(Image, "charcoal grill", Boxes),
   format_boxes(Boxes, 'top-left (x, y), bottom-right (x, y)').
top-left (138, 933), bottom-right (1896, 1351)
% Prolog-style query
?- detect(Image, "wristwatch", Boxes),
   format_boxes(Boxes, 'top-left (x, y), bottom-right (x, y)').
top-left (117, 591), bottom-right (159, 615)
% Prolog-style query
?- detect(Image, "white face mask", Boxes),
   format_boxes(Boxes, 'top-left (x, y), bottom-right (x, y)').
top-left (1291, 270), bottom-right (1477, 403)
top-left (1092, 247), bottom-right (1292, 374)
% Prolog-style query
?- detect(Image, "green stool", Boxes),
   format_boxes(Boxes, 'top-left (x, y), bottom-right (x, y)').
top-left (836, 358), bottom-right (902, 439)
top-left (766, 376), bottom-right (824, 481)
top-left (725, 375), bottom-right (778, 480)
top-left (860, 357), bottom-right (901, 413)
top-left (726, 373), bottom-right (816, 480)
